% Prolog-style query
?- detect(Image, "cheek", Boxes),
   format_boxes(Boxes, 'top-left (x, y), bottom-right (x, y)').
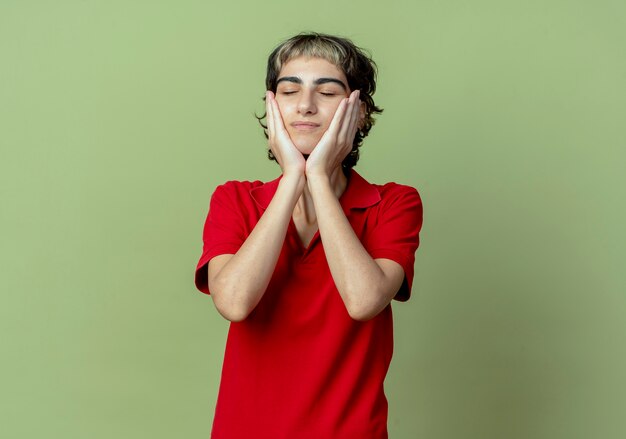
top-left (274, 98), bottom-right (291, 116)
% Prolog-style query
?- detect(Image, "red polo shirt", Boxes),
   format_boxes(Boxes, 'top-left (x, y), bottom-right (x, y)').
top-left (195, 169), bottom-right (422, 439)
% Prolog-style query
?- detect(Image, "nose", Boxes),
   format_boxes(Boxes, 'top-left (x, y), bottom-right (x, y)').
top-left (297, 90), bottom-right (317, 115)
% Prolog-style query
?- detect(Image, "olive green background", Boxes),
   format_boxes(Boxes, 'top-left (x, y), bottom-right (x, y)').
top-left (1, 0), bottom-right (624, 438)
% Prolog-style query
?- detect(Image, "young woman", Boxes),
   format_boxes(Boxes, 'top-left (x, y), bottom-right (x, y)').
top-left (194, 32), bottom-right (423, 439)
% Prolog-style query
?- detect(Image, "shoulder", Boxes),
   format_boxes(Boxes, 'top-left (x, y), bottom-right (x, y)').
top-left (210, 179), bottom-right (266, 204)
top-left (349, 169), bottom-right (420, 203)
top-left (368, 180), bottom-right (423, 215)
top-left (213, 179), bottom-right (264, 195)
top-left (209, 177), bottom-right (281, 215)
top-left (375, 181), bottom-right (421, 202)
top-left (373, 183), bottom-right (423, 228)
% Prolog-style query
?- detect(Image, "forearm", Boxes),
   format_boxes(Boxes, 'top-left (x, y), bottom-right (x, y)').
top-left (210, 174), bottom-right (304, 321)
top-left (308, 176), bottom-right (403, 320)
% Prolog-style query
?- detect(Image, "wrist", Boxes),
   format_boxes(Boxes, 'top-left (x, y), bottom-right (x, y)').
top-left (308, 165), bottom-right (348, 199)
top-left (279, 171), bottom-right (306, 194)
top-left (306, 172), bottom-right (331, 188)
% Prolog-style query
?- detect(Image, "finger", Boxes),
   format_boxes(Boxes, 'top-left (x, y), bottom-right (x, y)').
top-left (337, 91), bottom-right (359, 143)
top-left (270, 95), bottom-right (288, 135)
top-left (326, 97), bottom-right (349, 136)
top-left (266, 91), bottom-right (275, 139)
top-left (267, 93), bottom-right (299, 164)
top-left (346, 93), bottom-right (361, 140)
top-left (348, 91), bottom-right (361, 133)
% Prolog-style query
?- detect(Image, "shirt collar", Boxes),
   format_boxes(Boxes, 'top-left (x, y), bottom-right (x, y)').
top-left (250, 169), bottom-right (381, 210)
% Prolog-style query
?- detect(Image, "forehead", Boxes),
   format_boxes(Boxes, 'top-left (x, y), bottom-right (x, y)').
top-left (278, 56), bottom-right (347, 83)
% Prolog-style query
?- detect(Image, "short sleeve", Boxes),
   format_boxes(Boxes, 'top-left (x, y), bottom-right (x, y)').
top-left (367, 185), bottom-right (423, 302)
top-left (194, 182), bottom-right (248, 295)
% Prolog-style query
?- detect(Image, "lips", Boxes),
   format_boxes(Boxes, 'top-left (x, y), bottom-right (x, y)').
top-left (291, 121), bottom-right (320, 130)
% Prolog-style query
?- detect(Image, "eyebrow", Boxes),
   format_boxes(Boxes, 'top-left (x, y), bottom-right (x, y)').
top-left (276, 76), bottom-right (348, 91)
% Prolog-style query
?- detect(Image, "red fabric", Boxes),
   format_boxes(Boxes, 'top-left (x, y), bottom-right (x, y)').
top-left (194, 170), bottom-right (423, 439)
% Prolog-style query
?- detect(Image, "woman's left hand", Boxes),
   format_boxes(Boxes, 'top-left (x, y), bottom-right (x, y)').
top-left (305, 90), bottom-right (361, 180)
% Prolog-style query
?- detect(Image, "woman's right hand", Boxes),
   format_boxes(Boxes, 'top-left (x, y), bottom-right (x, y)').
top-left (266, 91), bottom-right (306, 178)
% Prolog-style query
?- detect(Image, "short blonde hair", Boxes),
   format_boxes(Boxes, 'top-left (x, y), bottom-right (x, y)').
top-left (257, 32), bottom-right (383, 169)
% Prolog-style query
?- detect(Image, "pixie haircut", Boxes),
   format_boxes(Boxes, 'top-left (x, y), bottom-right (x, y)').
top-left (257, 32), bottom-right (383, 170)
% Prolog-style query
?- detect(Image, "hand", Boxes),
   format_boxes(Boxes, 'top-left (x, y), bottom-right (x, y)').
top-left (266, 91), bottom-right (306, 178)
top-left (305, 90), bottom-right (361, 180)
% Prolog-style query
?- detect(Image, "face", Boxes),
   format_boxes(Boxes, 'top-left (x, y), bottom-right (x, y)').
top-left (274, 56), bottom-right (351, 154)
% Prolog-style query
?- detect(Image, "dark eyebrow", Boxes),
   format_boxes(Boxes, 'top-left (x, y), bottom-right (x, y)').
top-left (315, 78), bottom-right (348, 90)
top-left (276, 76), bottom-right (348, 91)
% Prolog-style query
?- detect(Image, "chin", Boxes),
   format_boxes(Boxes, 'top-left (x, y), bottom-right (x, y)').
top-left (293, 140), bottom-right (317, 156)
top-left (290, 131), bottom-right (322, 155)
